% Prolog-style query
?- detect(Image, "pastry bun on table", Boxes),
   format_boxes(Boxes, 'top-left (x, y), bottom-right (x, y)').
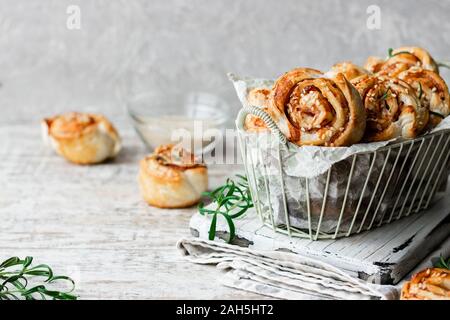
top-left (401, 268), bottom-right (450, 300)
top-left (325, 61), bottom-right (369, 81)
top-left (41, 112), bottom-right (121, 164)
top-left (244, 88), bottom-right (271, 133)
top-left (267, 67), bottom-right (366, 146)
top-left (397, 67), bottom-right (450, 127)
top-left (352, 74), bottom-right (429, 141)
top-left (138, 144), bottom-right (208, 208)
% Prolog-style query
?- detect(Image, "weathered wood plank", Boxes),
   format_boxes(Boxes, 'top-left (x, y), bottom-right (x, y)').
top-left (0, 124), bottom-right (264, 299)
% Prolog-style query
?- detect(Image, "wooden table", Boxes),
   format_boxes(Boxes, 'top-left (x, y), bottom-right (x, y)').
top-left (0, 123), bottom-right (265, 299)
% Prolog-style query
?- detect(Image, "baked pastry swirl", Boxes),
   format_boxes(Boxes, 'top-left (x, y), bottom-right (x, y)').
top-left (268, 68), bottom-right (366, 146)
top-left (401, 268), bottom-right (450, 300)
top-left (352, 74), bottom-right (429, 141)
top-left (398, 67), bottom-right (450, 127)
top-left (244, 88), bottom-right (271, 133)
top-left (325, 61), bottom-right (369, 81)
top-left (138, 144), bottom-right (208, 208)
top-left (365, 46), bottom-right (439, 77)
top-left (42, 112), bottom-right (121, 164)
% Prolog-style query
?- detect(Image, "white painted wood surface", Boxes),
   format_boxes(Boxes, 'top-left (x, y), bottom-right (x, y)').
top-left (0, 124), bottom-right (266, 299)
top-left (190, 196), bottom-right (450, 285)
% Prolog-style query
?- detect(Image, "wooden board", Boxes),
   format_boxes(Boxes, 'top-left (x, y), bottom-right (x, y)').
top-left (190, 191), bottom-right (450, 285)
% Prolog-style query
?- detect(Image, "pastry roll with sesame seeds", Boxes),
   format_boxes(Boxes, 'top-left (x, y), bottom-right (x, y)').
top-left (397, 67), bottom-right (450, 128)
top-left (401, 268), bottom-right (450, 300)
top-left (367, 46), bottom-right (440, 78)
top-left (352, 74), bottom-right (429, 142)
top-left (364, 56), bottom-right (385, 74)
top-left (267, 68), bottom-right (366, 146)
top-left (325, 61), bottom-right (370, 81)
top-left (243, 88), bottom-right (271, 133)
top-left (41, 112), bottom-right (121, 164)
top-left (138, 144), bottom-right (208, 208)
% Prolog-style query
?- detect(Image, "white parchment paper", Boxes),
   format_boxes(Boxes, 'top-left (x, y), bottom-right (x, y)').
top-left (229, 72), bottom-right (450, 179)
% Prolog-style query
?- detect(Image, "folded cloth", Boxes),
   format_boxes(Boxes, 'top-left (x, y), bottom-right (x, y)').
top-left (177, 237), bottom-right (398, 300)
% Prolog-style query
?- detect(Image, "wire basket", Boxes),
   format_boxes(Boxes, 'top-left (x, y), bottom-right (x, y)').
top-left (236, 106), bottom-right (450, 240)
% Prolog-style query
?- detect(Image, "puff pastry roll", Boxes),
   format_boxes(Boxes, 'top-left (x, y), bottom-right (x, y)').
top-left (268, 68), bottom-right (366, 146)
top-left (352, 74), bottom-right (429, 141)
top-left (364, 56), bottom-right (385, 74)
top-left (325, 61), bottom-right (370, 81)
top-left (138, 144), bottom-right (208, 208)
top-left (398, 67), bottom-right (450, 127)
top-left (401, 268), bottom-right (450, 300)
top-left (244, 88), bottom-right (271, 133)
top-left (367, 46), bottom-right (439, 78)
top-left (42, 112), bottom-right (121, 164)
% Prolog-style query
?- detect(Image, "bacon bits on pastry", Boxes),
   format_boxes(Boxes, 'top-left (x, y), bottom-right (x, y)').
top-left (267, 68), bottom-right (366, 146)
top-left (369, 46), bottom-right (439, 78)
top-left (398, 67), bottom-right (450, 127)
top-left (244, 88), bottom-right (271, 133)
top-left (138, 144), bottom-right (208, 208)
top-left (401, 268), bottom-right (450, 300)
top-left (42, 112), bottom-right (121, 164)
top-left (325, 61), bottom-right (370, 81)
top-left (352, 74), bottom-right (429, 141)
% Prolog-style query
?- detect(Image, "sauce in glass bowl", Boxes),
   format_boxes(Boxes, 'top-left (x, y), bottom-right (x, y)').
top-left (127, 91), bottom-right (229, 154)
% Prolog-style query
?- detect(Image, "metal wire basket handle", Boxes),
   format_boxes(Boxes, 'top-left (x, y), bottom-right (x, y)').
top-left (236, 106), bottom-right (287, 145)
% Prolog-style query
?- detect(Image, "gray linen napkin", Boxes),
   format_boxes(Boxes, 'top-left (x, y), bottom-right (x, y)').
top-left (177, 237), bottom-right (399, 300)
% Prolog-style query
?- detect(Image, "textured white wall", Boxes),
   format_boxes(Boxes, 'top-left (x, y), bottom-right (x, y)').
top-left (1, 0), bottom-right (450, 125)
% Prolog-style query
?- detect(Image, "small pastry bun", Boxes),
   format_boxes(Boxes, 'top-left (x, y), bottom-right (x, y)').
top-left (42, 112), bottom-right (121, 164)
top-left (138, 144), bottom-right (208, 208)
top-left (401, 268), bottom-right (450, 300)
top-left (325, 61), bottom-right (369, 81)
top-left (244, 88), bottom-right (271, 133)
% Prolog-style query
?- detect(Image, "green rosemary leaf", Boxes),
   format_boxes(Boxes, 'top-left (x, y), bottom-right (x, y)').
top-left (379, 88), bottom-right (391, 102)
top-left (434, 255), bottom-right (450, 269)
top-left (387, 48), bottom-right (412, 59)
top-left (198, 175), bottom-right (254, 243)
top-left (219, 212), bottom-right (236, 243)
top-left (0, 257), bottom-right (22, 269)
top-left (387, 48), bottom-right (394, 58)
top-left (208, 213), bottom-right (218, 241)
top-left (418, 82), bottom-right (423, 100)
top-left (429, 110), bottom-right (445, 119)
top-left (0, 256), bottom-right (77, 300)
top-left (437, 61), bottom-right (450, 69)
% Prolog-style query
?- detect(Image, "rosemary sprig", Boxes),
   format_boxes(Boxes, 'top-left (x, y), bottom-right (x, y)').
top-left (0, 256), bottom-right (77, 300)
top-left (198, 175), bottom-right (253, 243)
top-left (429, 110), bottom-right (445, 119)
top-left (387, 47), bottom-right (412, 59)
top-left (437, 61), bottom-right (450, 70)
top-left (417, 82), bottom-right (423, 100)
top-left (434, 255), bottom-right (450, 269)
top-left (379, 88), bottom-right (391, 102)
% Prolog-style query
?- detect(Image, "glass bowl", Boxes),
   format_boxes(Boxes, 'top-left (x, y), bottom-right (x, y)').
top-left (126, 91), bottom-right (230, 154)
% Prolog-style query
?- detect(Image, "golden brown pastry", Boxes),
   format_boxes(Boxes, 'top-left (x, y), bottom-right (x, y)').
top-left (352, 74), bottom-right (429, 141)
top-left (243, 88), bottom-right (271, 133)
top-left (267, 68), bottom-right (366, 146)
top-left (42, 112), bottom-right (121, 164)
top-left (366, 46), bottom-right (439, 78)
top-left (138, 144), bottom-right (208, 208)
top-left (325, 61), bottom-right (370, 81)
top-left (364, 56), bottom-right (385, 74)
top-left (401, 268), bottom-right (450, 300)
top-left (398, 67), bottom-right (450, 127)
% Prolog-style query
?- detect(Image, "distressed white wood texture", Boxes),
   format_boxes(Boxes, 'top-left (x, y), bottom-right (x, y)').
top-left (191, 193), bottom-right (450, 285)
top-left (0, 124), bottom-right (266, 299)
